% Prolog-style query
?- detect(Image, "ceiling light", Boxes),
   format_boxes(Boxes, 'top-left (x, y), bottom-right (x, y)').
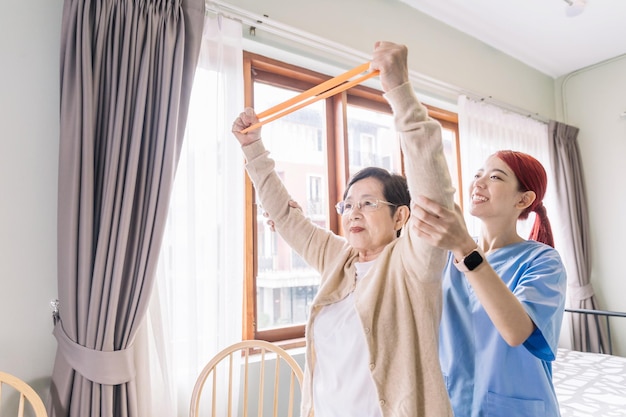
top-left (564, 0), bottom-right (587, 17)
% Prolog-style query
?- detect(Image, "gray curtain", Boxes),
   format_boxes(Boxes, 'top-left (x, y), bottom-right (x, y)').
top-left (547, 120), bottom-right (609, 353)
top-left (50, 1), bottom-right (204, 416)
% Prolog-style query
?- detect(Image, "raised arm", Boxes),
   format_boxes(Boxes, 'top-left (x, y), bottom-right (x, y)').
top-left (231, 109), bottom-right (349, 273)
top-left (372, 42), bottom-right (456, 279)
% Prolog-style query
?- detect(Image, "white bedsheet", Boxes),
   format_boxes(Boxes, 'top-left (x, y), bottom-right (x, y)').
top-left (554, 347), bottom-right (626, 416)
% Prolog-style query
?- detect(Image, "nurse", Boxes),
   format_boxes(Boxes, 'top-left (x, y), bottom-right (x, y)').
top-left (412, 150), bottom-right (567, 416)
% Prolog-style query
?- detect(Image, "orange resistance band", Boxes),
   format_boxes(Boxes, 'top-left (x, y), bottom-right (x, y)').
top-left (240, 62), bottom-right (379, 134)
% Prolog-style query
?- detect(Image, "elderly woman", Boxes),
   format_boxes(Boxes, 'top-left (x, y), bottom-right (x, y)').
top-left (232, 41), bottom-right (455, 417)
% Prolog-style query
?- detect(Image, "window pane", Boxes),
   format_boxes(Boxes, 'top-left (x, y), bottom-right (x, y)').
top-left (346, 105), bottom-right (398, 177)
top-left (253, 83), bottom-right (325, 331)
top-left (347, 106), bottom-right (462, 204)
top-left (441, 126), bottom-right (462, 205)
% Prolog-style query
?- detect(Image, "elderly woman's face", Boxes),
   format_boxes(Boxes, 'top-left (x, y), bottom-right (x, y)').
top-left (341, 177), bottom-right (400, 261)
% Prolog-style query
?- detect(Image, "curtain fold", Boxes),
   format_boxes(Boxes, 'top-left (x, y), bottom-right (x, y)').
top-left (51, 0), bottom-right (204, 416)
top-left (144, 15), bottom-right (245, 417)
top-left (547, 121), bottom-right (609, 353)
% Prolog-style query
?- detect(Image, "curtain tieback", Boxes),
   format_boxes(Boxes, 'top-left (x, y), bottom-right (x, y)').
top-left (567, 283), bottom-right (595, 301)
top-left (53, 320), bottom-right (136, 385)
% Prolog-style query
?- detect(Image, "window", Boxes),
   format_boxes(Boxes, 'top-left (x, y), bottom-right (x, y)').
top-left (307, 175), bottom-right (323, 216)
top-left (242, 52), bottom-right (460, 344)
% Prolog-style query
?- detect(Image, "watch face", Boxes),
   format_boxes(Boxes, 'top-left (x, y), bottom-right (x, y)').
top-left (464, 250), bottom-right (484, 271)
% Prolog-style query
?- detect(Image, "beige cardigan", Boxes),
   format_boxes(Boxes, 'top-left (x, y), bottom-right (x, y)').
top-left (242, 82), bottom-right (455, 417)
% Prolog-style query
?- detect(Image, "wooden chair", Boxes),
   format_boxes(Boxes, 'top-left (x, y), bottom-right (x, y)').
top-left (190, 340), bottom-right (303, 417)
top-left (0, 371), bottom-right (48, 417)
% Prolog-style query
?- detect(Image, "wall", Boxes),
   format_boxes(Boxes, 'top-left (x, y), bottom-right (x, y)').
top-left (219, 0), bottom-right (556, 119)
top-left (0, 0), bottom-right (62, 402)
top-left (1, 0), bottom-right (623, 409)
top-left (556, 56), bottom-right (626, 355)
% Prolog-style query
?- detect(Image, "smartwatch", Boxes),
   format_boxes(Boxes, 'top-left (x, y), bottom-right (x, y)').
top-left (454, 248), bottom-right (484, 272)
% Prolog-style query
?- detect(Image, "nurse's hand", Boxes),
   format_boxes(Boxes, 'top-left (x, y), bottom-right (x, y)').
top-left (264, 200), bottom-right (302, 231)
top-left (410, 195), bottom-right (477, 259)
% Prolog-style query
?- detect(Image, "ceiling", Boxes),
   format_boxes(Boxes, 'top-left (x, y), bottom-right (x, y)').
top-left (400, 0), bottom-right (626, 78)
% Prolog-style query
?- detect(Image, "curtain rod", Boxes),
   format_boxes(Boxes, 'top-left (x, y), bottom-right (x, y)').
top-left (204, 0), bottom-right (550, 123)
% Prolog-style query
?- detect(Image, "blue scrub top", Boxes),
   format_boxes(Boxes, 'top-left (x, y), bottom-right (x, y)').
top-left (439, 240), bottom-right (567, 417)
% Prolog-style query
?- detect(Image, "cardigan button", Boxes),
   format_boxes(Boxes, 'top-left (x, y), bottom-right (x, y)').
top-left (369, 363), bottom-right (375, 370)
top-left (379, 399), bottom-right (386, 406)
top-left (363, 327), bottom-right (371, 334)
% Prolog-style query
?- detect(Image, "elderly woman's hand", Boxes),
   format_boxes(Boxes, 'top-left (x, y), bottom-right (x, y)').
top-left (232, 107), bottom-right (262, 146)
top-left (370, 41), bottom-right (409, 93)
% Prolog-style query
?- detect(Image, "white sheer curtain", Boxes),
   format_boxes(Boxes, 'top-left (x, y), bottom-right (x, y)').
top-left (457, 95), bottom-right (558, 242)
top-left (141, 15), bottom-right (245, 417)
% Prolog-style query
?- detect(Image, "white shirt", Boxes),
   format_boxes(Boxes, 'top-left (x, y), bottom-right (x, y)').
top-left (312, 260), bottom-right (382, 417)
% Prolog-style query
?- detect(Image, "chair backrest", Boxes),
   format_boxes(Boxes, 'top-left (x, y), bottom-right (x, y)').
top-left (0, 371), bottom-right (48, 417)
top-left (190, 340), bottom-right (303, 417)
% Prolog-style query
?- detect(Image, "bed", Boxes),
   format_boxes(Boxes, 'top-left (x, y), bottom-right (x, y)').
top-left (554, 308), bottom-right (626, 417)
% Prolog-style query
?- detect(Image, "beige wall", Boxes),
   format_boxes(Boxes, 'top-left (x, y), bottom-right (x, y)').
top-left (1, 0), bottom-right (624, 406)
top-left (556, 56), bottom-right (626, 355)
top-left (224, 0), bottom-right (556, 118)
top-left (0, 0), bottom-right (62, 400)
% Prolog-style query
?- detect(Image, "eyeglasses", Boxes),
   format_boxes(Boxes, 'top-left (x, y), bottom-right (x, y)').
top-left (335, 199), bottom-right (398, 215)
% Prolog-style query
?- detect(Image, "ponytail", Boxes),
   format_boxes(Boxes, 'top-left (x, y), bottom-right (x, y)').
top-left (529, 203), bottom-right (554, 248)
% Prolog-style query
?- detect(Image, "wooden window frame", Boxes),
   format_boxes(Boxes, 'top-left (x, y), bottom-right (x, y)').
top-left (241, 52), bottom-right (459, 347)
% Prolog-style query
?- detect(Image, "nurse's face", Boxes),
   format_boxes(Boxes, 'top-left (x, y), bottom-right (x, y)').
top-left (468, 155), bottom-right (528, 221)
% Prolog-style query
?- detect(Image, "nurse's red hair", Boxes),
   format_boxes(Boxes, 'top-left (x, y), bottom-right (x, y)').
top-left (495, 150), bottom-right (555, 248)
